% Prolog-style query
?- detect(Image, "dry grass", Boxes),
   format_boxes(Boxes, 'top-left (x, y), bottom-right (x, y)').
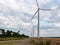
top-left (30, 38), bottom-right (60, 45)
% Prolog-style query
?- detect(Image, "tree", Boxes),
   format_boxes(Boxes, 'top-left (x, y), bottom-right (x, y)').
top-left (6, 30), bottom-right (12, 37)
top-left (12, 32), bottom-right (18, 37)
top-left (0, 29), bottom-right (29, 37)
top-left (0, 29), bottom-right (5, 37)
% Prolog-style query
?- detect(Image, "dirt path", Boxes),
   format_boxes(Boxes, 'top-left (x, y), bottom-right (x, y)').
top-left (14, 38), bottom-right (32, 45)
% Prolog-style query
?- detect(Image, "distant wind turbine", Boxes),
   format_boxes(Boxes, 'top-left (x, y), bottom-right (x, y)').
top-left (31, 20), bottom-right (34, 37)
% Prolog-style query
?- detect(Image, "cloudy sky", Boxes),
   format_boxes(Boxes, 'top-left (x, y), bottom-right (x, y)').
top-left (0, 0), bottom-right (60, 37)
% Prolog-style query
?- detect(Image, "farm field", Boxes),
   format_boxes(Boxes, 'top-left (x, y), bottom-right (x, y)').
top-left (0, 38), bottom-right (60, 45)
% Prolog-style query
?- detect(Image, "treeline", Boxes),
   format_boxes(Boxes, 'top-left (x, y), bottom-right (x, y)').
top-left (0, 29), bottom-right (29, 38)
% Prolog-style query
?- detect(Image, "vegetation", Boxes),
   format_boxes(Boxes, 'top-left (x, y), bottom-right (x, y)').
top-left (0, 40), bottom-right (21, 45)
top-left (39, 41), bottom-right (51, 45)
top-left (31, 40), bottom-right (51, 45)
top-left (30, 38), bottom-right (60, 45)
top-left (30, 38), bottom-right (51, 45)
top-left (0, 37), bottom-right (26, 41)
top-left (0, 29), bottom-right (29, 38)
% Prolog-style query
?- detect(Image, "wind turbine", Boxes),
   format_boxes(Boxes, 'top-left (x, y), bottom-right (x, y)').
top-left (31, 20), bottom-right (34, 37)
top-left (31, 0), bottom-right (53, 38)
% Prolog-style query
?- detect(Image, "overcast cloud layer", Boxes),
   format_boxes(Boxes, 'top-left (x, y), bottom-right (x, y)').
top-left (0, 0), bottom-right (60, 37)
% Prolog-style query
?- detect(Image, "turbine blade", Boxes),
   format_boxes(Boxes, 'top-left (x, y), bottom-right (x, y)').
top-left (31, 10), bottom-right (38, 20)
top-left (39, 9), bottom-right (54, 11)
top-left (36, 0), bottom-right (39, 7)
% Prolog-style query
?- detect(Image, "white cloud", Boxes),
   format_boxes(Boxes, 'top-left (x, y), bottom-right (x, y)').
top-left (22, 22), bottom-right (31, 29)
top-left (53, 23), bottom-right (60, 27)
top-left (40, 0), bottom-right (51, 4)
top-left (0, 0), bottom-right (35, 15)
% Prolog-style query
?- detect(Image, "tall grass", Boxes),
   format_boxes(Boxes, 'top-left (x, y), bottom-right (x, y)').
top-left (39, 41), bottom-right (51, 45)
top-left (30, 38), bottom-right (51, 45)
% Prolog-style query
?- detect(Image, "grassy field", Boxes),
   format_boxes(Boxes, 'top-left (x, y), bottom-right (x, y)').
top-left (0, 37), bottom-right (28, 45)
top-left (0, 38), bottom-right (60, 45)
top-left (0, 38), bottom-right (31, 45)
top-left (0, 40), bottom-right (22, 45)
top-left (30, 38), bottom-right (60, 45)
top-left (0, 37), bottom-right (27, 41)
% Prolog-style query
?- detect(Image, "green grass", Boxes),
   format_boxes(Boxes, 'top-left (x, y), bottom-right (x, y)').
top-left (0, 40), bottom-right (21, 45)
top-left (0, 42), bottom-right (13, 45)
top-left (0, 37), bottom-right (26, 41)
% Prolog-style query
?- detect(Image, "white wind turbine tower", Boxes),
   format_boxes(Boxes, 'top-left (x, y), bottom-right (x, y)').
top-left (31, 0), bottom-right (53, 38)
